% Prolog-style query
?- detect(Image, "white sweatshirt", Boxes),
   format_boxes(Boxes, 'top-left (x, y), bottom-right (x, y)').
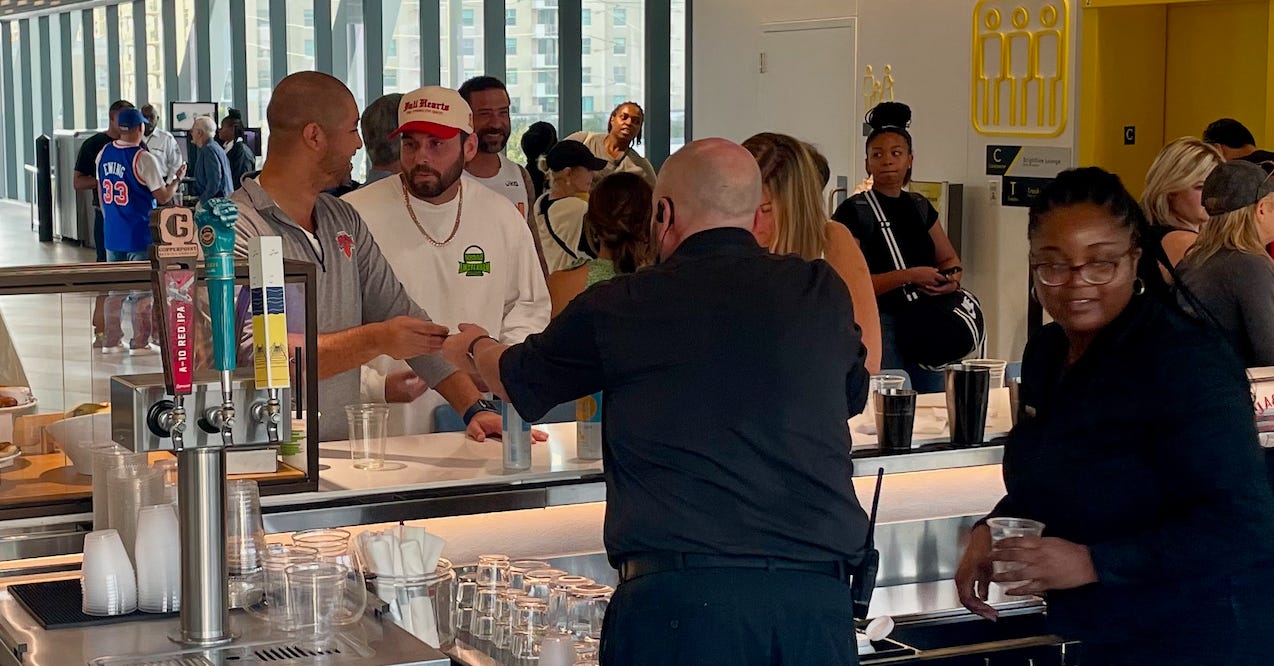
top-left (342, 173), bottom-right (551, 434)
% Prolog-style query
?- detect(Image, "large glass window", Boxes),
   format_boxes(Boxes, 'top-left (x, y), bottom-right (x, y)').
top-left (332, 0), bottom-right (367, 181)
top-left (286, 1), bottom-right (315, 73)
top-left (670, 0), bottom-right (687, 152)
top-left (119, 2), bottom-right (137, 105)
top-left (48, 18), bottom-right (64, 130)
top-left (27, 20), bottom-right (45, 138)
top-left (9, 23), bottom-right (25, 199)
top-left (386, 0), bottom-right (422, 93)
top-left (69, 11), bottom-right (86, 129)
top-left (441, 0), bottom-right (484, 88)
top-left (582, 0), bottom-right (644, 136)
top-left (93, 6), bottom-right (110, 120)
top-left (245, 0), bottom-right (272, 138)
top-left (506, 0), bottom-right (557, 164)
top-left (143, 0), bottom-right (167, 122)
top-left (175, 0), bottom-right (197, 100)
top-left (210, 0), bottom-right (233, 108)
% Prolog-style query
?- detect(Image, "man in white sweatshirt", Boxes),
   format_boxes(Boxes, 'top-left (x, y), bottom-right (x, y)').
top-left (343, 85), bottom-right (551, 435)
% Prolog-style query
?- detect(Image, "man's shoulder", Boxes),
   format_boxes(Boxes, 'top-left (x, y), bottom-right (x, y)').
top-left (340, 174), bottom-right (397, 210)
top-left (464, 174), bottom-right (528, 224)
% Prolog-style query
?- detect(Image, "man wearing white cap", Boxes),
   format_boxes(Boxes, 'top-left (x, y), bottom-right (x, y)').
top-left (343, 85), bottom-right (551, 435)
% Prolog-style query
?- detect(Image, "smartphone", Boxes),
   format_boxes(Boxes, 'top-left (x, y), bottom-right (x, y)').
top-left (938, 266), bottom-right (962, 278)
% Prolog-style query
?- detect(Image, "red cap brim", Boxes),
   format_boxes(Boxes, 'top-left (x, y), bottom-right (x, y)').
top-left (388, 121), bottom-right (463, 140)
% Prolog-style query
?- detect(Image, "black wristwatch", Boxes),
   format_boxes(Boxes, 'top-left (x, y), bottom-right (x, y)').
top-left (462, 399), bottom-right (499, 426)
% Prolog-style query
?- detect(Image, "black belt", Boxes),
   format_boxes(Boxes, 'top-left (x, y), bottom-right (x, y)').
top-left (618, 552), bottom-right (853, 584)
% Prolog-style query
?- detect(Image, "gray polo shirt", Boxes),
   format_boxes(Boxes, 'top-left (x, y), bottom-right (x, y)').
top-left (231, 178), bottom-right (457, 441)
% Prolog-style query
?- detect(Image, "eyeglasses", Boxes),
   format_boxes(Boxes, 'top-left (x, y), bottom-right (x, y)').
top-left (1030, 248), bottom-right (1135, 287)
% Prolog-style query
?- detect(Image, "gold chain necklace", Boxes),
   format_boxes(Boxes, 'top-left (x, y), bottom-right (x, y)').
top-left (402, 180), bottom-right (463, 247)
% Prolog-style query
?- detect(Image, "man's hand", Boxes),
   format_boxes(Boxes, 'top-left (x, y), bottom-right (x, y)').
top-left (174, 163), bottom-right (188, 182)
top-left (385, 370), bottom-right (427, 403)
top-left (466, 410), bottom-right (551, 443)
top-left (444, 323), bottom-right (493, 371)
top-left (906, 266), bottom-right (945, 289)
top-left (375, 317), bottom-right (450, 360)
top-left (990, 536), bottom-right (1099, 596)
top-left (955, 524), bottom-right (998, 621)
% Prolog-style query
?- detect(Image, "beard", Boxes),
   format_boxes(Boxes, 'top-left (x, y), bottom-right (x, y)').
top-left (477, 127), bottom-right (509, 154)
top-left (405, 156), bottom-right (465, 199)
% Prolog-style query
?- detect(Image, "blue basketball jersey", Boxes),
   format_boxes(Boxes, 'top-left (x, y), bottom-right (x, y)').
top-left (97, 142), bottom-right (157, 253)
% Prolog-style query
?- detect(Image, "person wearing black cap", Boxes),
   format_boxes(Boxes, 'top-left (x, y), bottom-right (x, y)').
top-left (1175, 160), bottom-right (1274, 367)
top-left (532, 139), bottom-right (609, 273)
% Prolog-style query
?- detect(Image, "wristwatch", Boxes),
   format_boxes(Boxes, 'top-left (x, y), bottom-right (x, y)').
top-left (462, 398), bottom-right (499, 426)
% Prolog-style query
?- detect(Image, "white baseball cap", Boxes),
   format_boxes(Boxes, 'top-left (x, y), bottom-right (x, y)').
top-left (389, 86), bottom-right (474, 140)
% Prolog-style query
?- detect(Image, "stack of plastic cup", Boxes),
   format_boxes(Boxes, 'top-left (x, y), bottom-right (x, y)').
top-left (226, 480), bottom-right (268, 608)
top-left (81, 529), bottom-right (138, 616)
top-left (107, 465), bottom-right (163, 565)
top-left (134, 504), bottom-right (180, 612)
top-left (91, 447), bottom-right (148, 531)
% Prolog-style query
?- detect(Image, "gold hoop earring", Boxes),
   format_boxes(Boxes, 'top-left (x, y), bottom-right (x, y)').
top-left (1133, 278), bottom-right (1146, 296)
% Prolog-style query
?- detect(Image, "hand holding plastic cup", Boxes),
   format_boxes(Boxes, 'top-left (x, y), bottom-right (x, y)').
top-left (987, 517), bottom-right (1045, 593)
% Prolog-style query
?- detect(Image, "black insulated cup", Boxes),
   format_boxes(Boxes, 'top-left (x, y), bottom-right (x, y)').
top-left (874, 388), bottom-right (917, 452)
top-left (945, 363), bottom-right (990, 447)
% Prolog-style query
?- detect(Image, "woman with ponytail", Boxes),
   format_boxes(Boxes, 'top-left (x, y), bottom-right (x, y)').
top-left (743, 132), bottom-right (882, 373)
top-left (546, 172), bottom-right (653, 317)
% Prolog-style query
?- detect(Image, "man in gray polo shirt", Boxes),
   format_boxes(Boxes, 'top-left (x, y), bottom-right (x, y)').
top-left (231, 71), bottom-right (504, 442)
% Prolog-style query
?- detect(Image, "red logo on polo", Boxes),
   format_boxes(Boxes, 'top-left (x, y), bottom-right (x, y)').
top-left (336, 231), bottom-right (355, 259)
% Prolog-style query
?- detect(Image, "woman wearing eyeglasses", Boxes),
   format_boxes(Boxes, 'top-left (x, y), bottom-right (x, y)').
top-left (954, 167), bottom-right (1274, 665)
top-left (1175, 160), bottom-right (1274, 367)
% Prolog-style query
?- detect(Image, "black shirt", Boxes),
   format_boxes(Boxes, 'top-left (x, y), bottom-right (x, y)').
top-left (225, 140), bottom-right (256, 189)
top-left (500, 227), bottom-right (872, 566)
top-left (832, 190), bottom-right (939, 312)
top-left (1240, 149), bottom-right (1274, 167)
top-left (989, 294), bottom-right (1274, 644)
top-left (74, 132), bottom-right (114, 207)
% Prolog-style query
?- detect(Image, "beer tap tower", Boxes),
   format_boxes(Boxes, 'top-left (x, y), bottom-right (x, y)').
top-left (145, 198), bottom-right (242, 646)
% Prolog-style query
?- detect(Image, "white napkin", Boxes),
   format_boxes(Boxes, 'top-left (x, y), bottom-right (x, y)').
top-left (400, 540), bottom-right (439, 646)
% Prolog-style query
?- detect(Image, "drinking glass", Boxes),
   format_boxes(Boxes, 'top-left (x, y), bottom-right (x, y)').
top-left (345, 404), bottom-right (390, 470)
top-left (251, 544), bottom-right (319, 630)
top-left (290, 528), bottom-right (366, 625)
top-left (567, 584), bottom-right (613, 640)
top-left (509, 560), bottom-right (551, 590)
top-left (285, 562), bottom-right (348, 647)
top-left (475, 553), bottom-right (511, 587)
top-left (471, 586), bottom-right (501, 640)
top-left (523, 568), bottom-right (567, 599)
top-left (548, 575), bottom-right (594, 633)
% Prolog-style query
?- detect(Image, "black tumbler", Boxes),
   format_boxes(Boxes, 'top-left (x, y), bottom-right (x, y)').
top-left (946, 364), bottom-right (990, 447)
top-left (874, 389), bottom-right (917, 452)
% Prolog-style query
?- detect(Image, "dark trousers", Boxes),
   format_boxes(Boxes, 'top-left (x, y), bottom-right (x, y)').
top-left (93, 207), bottom-right (106, 262)
top-left (599, 568), bottom-right (859, 666)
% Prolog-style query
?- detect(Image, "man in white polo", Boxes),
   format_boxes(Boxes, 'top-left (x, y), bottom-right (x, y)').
top-left (343, 85), bottom-right (551, 435)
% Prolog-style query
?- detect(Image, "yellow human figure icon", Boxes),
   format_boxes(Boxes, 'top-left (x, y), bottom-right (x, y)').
top-left (882, 65), bottom-right (896, 102)
top-left (1033, 4), bottom-right (1065, 127)
top-left (1004, 6), bottom-right (1033, 127)
top-left (863, 65), bottom-right (879, 115)
top-left (974, 8), bottom-right (1005, 127)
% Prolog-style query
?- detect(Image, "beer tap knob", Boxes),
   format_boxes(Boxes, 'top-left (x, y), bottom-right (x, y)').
top-left (251, 394), bottom-right (283, 443)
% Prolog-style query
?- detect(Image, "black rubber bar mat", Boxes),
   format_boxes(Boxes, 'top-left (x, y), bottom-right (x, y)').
top-left (9, 578), bottom-right (177, 629)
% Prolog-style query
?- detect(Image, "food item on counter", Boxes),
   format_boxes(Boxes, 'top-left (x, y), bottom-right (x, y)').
top-left (66, 403), bottom-right (109, 418)
top-left (0, 397), bottom-right (17, 408)
top-left (0, 443), bottom-right (17, 457)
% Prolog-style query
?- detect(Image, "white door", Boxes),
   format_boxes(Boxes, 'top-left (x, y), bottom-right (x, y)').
top-left (759, 18), bottom-right (859, 211)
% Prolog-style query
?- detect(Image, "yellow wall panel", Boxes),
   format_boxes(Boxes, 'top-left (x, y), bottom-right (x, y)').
top-left (1164, 0), bottom-right (1270, 143)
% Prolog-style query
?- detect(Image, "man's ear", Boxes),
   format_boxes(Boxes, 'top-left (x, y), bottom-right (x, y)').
top-left (751, 206), bottom-right (774, 248)
top-left (463, 133), bottom-right (479, 164)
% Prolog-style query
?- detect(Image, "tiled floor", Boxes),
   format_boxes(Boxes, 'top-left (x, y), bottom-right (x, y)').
top-left (0, 200), bottom-right (166, 413)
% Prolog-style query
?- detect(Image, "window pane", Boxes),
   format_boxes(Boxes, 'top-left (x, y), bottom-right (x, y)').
top-left (506, 0), bottom-right (557, 165)
top-left (506, 8), bottom-right (516, 26)
top-left (582, 0), bottom-right (644, 135)
top-left (69, 11), bottom-right (86, 128)
top-left (27, 20), bottom-right (45, 138)
top-left (287, 1), bottom-right (316, 73)
top-left (671, 0), bottom-right (687, 151)
top-left (386, 0), bottom-right (422, 92)
top-left (48, 18), bottom-right (64, 130)
top-left (144, 0), bottom-right (167, 124)
top-left (175, 0), bottom-right (197, 100)
top-left (119, 2), bottom-right (137, 105)
top-left (506, 37), bottom-right (516, 55)
top-left (245, 0), bottom-right (271, 141)
top-left (93, 6), bottom-right (109, 120)
top-left (10, 23), bottom-right (26, 198)
top-left (211, 0), bottom-right (233, 107)
top-left (441, 0), bottom-right (484, 88)
top-left (332, 0), bottom-right (367, 181)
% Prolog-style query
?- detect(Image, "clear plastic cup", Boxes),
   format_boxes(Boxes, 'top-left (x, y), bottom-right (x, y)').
top-left (964, 359), bottom-right (1008, 388)
top-left (134, 504), bottom-right (180, 613)
top-left (92, 447), bottom-right (148, 531)
top-left (250, 544), bottom-right (319, 630)
top-left (285, 562), bottom-right (349, 647)
top-left (226, 480), bottom-right (268, 609)
top-left (290, 529), bottom-right (366, 626)
top-left (345, 404), bottom-right (390, 470)
top-left (106, 465), bottom-right (163, 566)
top-left (988, 517), bottom-right (1046, 587)
top-left (81, 529), bottom-right (137, 616)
